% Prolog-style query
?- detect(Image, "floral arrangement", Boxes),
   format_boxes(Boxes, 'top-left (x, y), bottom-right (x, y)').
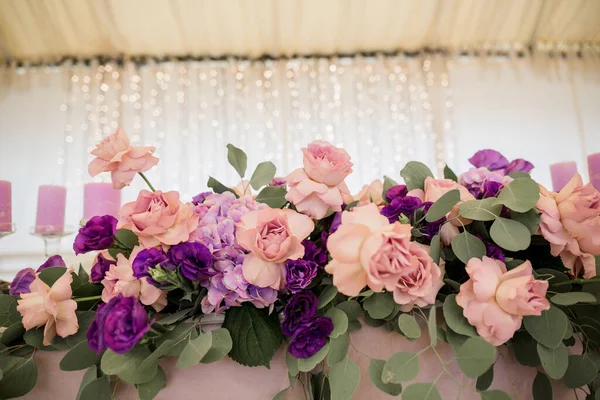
top-left (1, 128), bottom-right (600, 400)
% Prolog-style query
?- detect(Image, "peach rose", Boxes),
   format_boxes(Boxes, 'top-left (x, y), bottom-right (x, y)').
top-left (361, 222), bottom-right (443, 309)
top-left (408, 177), bottom-right (475, 226)
top-left (236, 208), bottom-right (314, 289)
top-left (536, 174), bottom-right (600, 278)
top-left (118, 190), bottom-right (199, 248)
top-left (88, 128), bottom-right (159, 189)
top-left (354, 179), bottom-right (385, 206)
top-left (285, 141), bottom-right (353, 219)
top-left (233, 180), bottom-right (253, 197)
top-left (440, 223), bottom-right (460, 246)
top-left (101, 246), bottom-right (167, 311)
top-left (456, 257), bottom-right (549, 346)
top-left (17, 268), bottom-right (79, 345)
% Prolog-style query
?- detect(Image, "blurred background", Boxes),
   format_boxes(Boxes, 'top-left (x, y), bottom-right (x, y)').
top-left (0, 0), bottom-right (599, 278)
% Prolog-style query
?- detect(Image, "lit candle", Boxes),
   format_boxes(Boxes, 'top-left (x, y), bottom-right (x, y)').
top-left (35, 185), bottom-right (67, 234)
top-left (84, 183), bottom-right (121, 220)
top-left (0, 180), bottom-right (11, 232)
top-left (588, 153), bottom-right (600, 191)
top-left (550, 162), bottom-right (578, 192)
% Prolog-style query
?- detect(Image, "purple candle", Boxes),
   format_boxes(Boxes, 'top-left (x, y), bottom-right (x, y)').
top-left (550, 162), bottom-right (578, 192)
top-left (35, 185), bottom-right (67, 234)
top-left (588, 153), bottom-right (600, 192)
top-left (0, 180), bottom-right (11, 232)
top-left (84, 183), bottom-right (121, 219)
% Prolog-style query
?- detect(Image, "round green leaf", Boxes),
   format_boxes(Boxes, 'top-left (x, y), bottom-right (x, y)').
top-left (524, 306), bottom-right (568, 349)
top-left (286, 351), bottom-right (299, 376)
top-left (200, 328), bottom-right (233, 364)
top-left (298, 341), bottom-right (329, 372)
top-left (400, 161), bottom-right (434, 191)
top-left (511, 209), bottom-right (541, 234)
top-left (383, 176), bottom-right (399, 199)
top-left (428, 306), bottom-right (437, 347)
top-left (458, 198), bottom-right (502, 221)
top-left (535, 268), bottom-right (571, 293)
top-left (402, 383), bottom-right (441, 400)
top-left (207, 176), bottom-right (236, 195)
top-left (329, 357), bottom-right (360, 400)
top-left (443, 294), bottom-right (478, 337)
top-left (563, 354), bottom-right (597, 388)
top-left (0, 322), bottom-right (25, 345)
top-left (490, 217), bottom-right (531, 251)
top-left (255, 186), bottom-right (287, 208)
top-left (226, 143), bottom-right (248, 178)
top-left (537, 343), bottom-right (568, 379)
top-left (325, 308), bottom-right (348, 338)
top-left (446, 327), bottom-right (469, 353)
top-left (363, 292), bottom-right (395, 320)
top-left (177, 333), bottom-right (212, 369)
top-left (429, 234), bottom-right (441, 265)
top-left (510, 332), bottom-right (541, 367)
top-left (381, 352), bottom-right (420, 383)
top-left (480, 389), bottom-right (512, 400)
top-left (456, 337), bottom-right (497, 378)
top-left (250, 161), bottom-right (277, 190)
top-left (336, 300), bottom-right (362, 320)
top-left (78, 375), bottom-right (111, 400)
top-left (444, 166), bottom-right (458, 181)
top-left (425, 190), bottom-right (460, 222)
top-left (476, 365), bottom-right (494, 392)
top-left (136, 366), bottom-right (167, 400)
top-left (101, 347), bottom-right (158, 384)
top-left (38, 266), bottom-right (68, 287)
top-left (551, 292), bottom-right (597, 306)
top-left (368, 359), bottom-right (402, 396)
top-left (398, 314), bottom-right (421, 339)
top-left (318, 286), bottom-right (339, 309)
top-left (0, 356), bottom-right (37, 398)
top-left (532, 372), bottom-right (553, 400)
top-left (328, 332), bottom-right (349, 366)
top-left (272, 388), bottom-right (288, 400)
top-left (60, 340), bottom-right (101, 371)
top-left (495, 177), bottom-right (540, 212)
top-left (451, 231), bottom-right (486, 264)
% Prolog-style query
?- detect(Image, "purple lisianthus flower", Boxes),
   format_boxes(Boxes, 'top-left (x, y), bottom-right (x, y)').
top-left (37, 255), bottom-right (66, 272)
top-left (385, 185), bottom-right (408, 201)
top-left (132, 248), bottom-right (173, 285)
top-left (482, 180), bottom-right (504, 198)
top-left (73, 215), bottom-right (117, 255)
top-left (285, 260), bottom-right (318, 293)
top-left (9, 268), bottom-right (36, 295)
top-left (504, 159), bottom-right (534, 174)
top-left (192, 191), bottom-right (211, 206)
top-left (281, 291), bottom-right (318, 337)
top-left (381, 196), bottom-right (423, 223)
top-left (91, 253), bottom-right (117, 283)
top-left (330, 212), bottom-right (342, 234)
top-left (168, 242), bottom-right (214, 281)
top-left (486, 243), bottom-right (505, 262)
top-left (469, 150), bottom-right (509, 171)
top-left (268, 177), bottom-right (287, 187)
top-left (302, 234), bottom-right (328, 268)
top-left (87, 294), bottom-right (150, 354)
top-left (288, 317), bottom-right (334, 359)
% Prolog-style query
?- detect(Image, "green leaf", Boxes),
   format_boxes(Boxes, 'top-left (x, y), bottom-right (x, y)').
top-left (255, 186), bottom-right (288, 208)
top-left (400, 161), bottom-right (434, 191)
top-left (536, 343), bottom-right (568, 379)
top-left (329, 357), bottom-right (360, 400)
top-left (383, 176), bottom-right (399, 199)
top-left (458, 199), bottom-right (502, 221)
top-left (155, 323), bottom-right (194, 357)
top-left (425, 190), bottom-right (460, 222)
top-left (141, 339), bottom-right (177, 369)
top-left (78, 375), bottom-right (111, 400)
top-left (23, 329), bottom-right (52, 350)
top-left (298, 341), bottom-right (330, 372)
top-left (443, 294), bottom-right (478, 337)
top-left (156, 307), bottom-right (193, 325)
top-left (60, 340), bottom-right (101, 371)
top-left (510, 332), bottom-right (541, 367)
top-left (286, 351), bottom-right (299, 376)
top-left (78, 264), bottom-right (89, 283)
top-left (480, 390), bottom-right (512, 400)
top-left (76, 365), bottom-right (99, 400)
top-left (428, 307), bottom-right (437, 347)
top-left (451, 231), bottom-right (486, 264)
top-left (444, 166), bottom-right (458, 181)
top-left (0, 356), bottom-right (38, 398)
top-left (563, 354), bottom-right (597, 388)
top-left (536, 268), bottom-right (572, 293)
top-left (207, 176), bottom-right (237, 195)
top-left (551, 292), bottom-right (597, 306)
top-left (0, 322), bottom-right (25, 345)
top-left (429, 234), bottom-right (441, 265)
top-left (318, 286), bottom-right (339, 309)
top-left (137, 366), bottom-right (167, 400)
top-left (226, 143), bottom-right (248, 178)
top-left (328, 332), bottom-right (349, 366)
top-left (38, 266), bottom-right (68, 287)
top-left (381, 352), bottom-right (420, 383)
top-left (177, 333), bottom-right (212, 369)
top-left (272, 388), bottom-right (287, 400)
top-left (337, 300), bottom-right (362, 329)
top-left (523, 306), bottom-right (569, 349)
top-left (495, 177), bottom-right (540, 212)
top-left (511, 209), bottom-right (541, 234)
top-left (363, 292), bottom-right (395, 320)
top-left (325, 308), bottom-right (348, 338)
top-left (368, 359), bottom-right (403, 396)
top-left (200, 328), bottom-right (233, 364)
top-left (532, 372), bottom-right (552, 400)
top-left (114, 228), bottom-right (139, 249)
top-left (222, 304), bottom-right (282, 367)
top-left (490, 217), bottom-right (531, 251)
top-left (456, 337), bottom-right (497, 378)
top-left (398, 314), bottom-right (421, 340)
top-left (402, 383), bottom-right (442, 400)
top-left (476, 365), bottom-right (494, 392)
top-left (0, 294), bottom-right (18, 326)
top-left (250, 161), bottom-right (277, 190)
top-left (101, 347), bottom-right (158, 384)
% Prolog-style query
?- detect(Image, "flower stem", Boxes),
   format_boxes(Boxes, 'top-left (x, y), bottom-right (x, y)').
top-left (552, 277), bottom-right (600, 287)
top-left (138, 172), bottom-right (156, 192)
top-left (74, 295), bottom-right (102, 302)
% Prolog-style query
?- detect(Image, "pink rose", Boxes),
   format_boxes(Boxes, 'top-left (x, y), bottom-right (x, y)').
top-left (285, 141), bottom-right (353, 219)
top-left (409, 177), bottom-right (476, 226)
top-left (536, 174), bottom-right (600, 278)
top-left (360, 222), bottom-right (443, 309)
top-left (118, 190), bottom-right (199, 248)
top-left (354, 179), bottom-right (385, 206)
top-left (236, 208), bottom-right (314, 289)
top-left (456, 257), bottom-right (549, 346)
top-left (101, 246), bottom-right (167, 311)
top-left (88, 128), bottom-right (159, 189)
top-left (440, 223), bottom-right (460, 246)
top-left (233, 180), bottom-right (253, 197)
top-left (17, 268), bottom-right (78, 345)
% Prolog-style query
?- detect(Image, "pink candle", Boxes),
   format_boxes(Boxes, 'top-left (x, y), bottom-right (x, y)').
top-left (84, 183), bottom-right (121, 219)
top-left (35, 185), bottom-right (67, 234)
top-left (0, 180), bottom-right (11, 232)
top-left (550, 162), bottom-right (578, 192)
top-left (588, 153), bottom-right (600, 191)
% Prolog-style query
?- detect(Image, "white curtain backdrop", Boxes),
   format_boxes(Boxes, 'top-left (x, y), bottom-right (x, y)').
top-left (0, 53), bottom-right (599, 277)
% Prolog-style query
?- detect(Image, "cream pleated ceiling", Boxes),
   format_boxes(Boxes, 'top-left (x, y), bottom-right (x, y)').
top-left (0, 0), bottom-right (599, 60)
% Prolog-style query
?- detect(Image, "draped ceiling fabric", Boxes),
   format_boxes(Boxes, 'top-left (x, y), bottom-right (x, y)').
top-left (0, 0), bottom-right (599, 61)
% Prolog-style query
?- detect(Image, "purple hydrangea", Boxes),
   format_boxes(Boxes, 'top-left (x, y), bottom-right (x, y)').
top-left (288, 317), bottom-right (334, 359)
top-left (504, 159), bottom-right (534, 174)
top-left (87, 294), bottom-right (150, 354)
top-left (385, 185), bottom-right (408, 202)
top-left (9, 268), bottom-right (36, 296)
top-left (380, 196), bottom-right (423, 223)
top-left (73, 215), bottom-right (117, 255)
top-left (285, 260), bottom-right (318, 293)
top-left (38, 255), bottom-right (66, 271)
top-left (168, 242), bottom-right (214, 281)
top-left (469, 150), bottom-right (509, 171)
top-left (281, 292), bottom-right (318, 337)
top-left (192, 191), bottom-right (211, 206)
top-left (90, 253), bottom-right (117, 283)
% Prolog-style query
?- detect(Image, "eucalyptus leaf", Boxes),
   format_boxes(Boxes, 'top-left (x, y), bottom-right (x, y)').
top-left (272, 388), bottom-right (288, 400)
top-left (451, 231), bottom-right (486, 264)
top-left (532, 372), bottom-right (553, 400)
top-left (536, 343), bottom-right (568, 379)
top-left (60, 340), bottom-right (101, 371)
top-left (78, 375), bottom-right (111, 400)
top-left (563, 354), bottom-right (597, 388)
top-left (38, 266), bottom-right (68, 287)
top-left (490, 217), bottom-right (531, 251)
top-left (456, 337), bottom-right (497, 378)
top-left (551, 292), bottom-right (597, 306)
top-left (137, 366), bottom-right (167, 400)
top-left (328, 332), bottom-right (349, 366)
top-left (425, 190), bottom-right (460, 222)
top-left (0, 356), bottom-right (38, 398)
top-left (495, 177), bottom-right (540, 212)
top-left (325, 308), bottom-right (348, 338)
top-left (101, 347), bottom-right (158, 384)
top-left (177, 333), bottom-right (213, 369)
top-left (458, 199), bottom-right (502, 221)
top-left (398, 314), bottom-right (421, 340)
top-left (286, 351), bottom-right (299, 376)
top-left (383, 176), bottom-right (399, 199)
top-left (75, 365), bottom-right (98, 400)
top-left (363, 292), bottom-right (395, 320)
top-left (250, 161), bottom-right (277, 190)
top-left (298, 341), bottom-right (330, 372)
top-left (226, 143), bottom-right (248, 178)
top-left (429, 234), bottom-right (441, 265)
top-left (536, 268), bottom-right (572, 293)
top-left (200, 328), bottom-right (233, 364)
top-left (255, 186), bottom-right (287, 208)
top-left (523, 306), bottom-right (569, 349)
top-left (480, 390), bottom-right (512, 400)
top-left (511, 209), bottom-right (541, 234)
top-left (443, 294), bottom-right (477, 337)
top-left (207, 176), bottom-right (236, 195)
top-left (402, 383), bottom-right (442, 400)
top-left (381, 352), bottom-right (420, 383)
top-left (0, 322), bottom-right (25, 345)
top-left (476, 365), bottom-right (494, 392)
top-left (329, 357), bottom-right (360, 400)
top-left (368, 359), bottom-right (403, 396)
top-left (510, 332), bottom-right (541, 367)
top-left (400, 161), bottom-right (434, 191)
top-left (444, 166), bottom-right (458, 181)
top-left (318, 286), bottom-right (339, 309)
top-left (428, 306), bottom-right (437, 347)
